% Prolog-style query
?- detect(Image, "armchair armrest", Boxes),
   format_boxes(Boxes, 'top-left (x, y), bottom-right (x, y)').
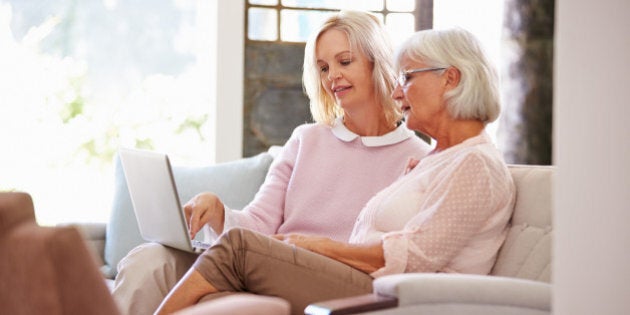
top-left (305, 273), bottom-right (551, 315)
top-left (58, 222), bottom-right (107, 267)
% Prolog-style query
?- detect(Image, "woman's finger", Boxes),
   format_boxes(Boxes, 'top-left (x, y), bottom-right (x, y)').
top-left (271, 234), bottom-right (284, 241)
top-left (189, 207), bottom-right (205, 238)
top-left (183, 203), bottom-right (193, 226)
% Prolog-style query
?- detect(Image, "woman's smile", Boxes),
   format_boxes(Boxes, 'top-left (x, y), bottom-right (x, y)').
top-left (333, 84), bottom-right (352, 98)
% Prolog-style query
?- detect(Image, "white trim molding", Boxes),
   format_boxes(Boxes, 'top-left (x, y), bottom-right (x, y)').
top-left (208, 0), bottom-right (244, 163)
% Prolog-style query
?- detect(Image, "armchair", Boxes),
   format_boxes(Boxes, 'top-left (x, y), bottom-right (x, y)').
top-left (306, 165), bottom-right (553, 315)
top-left (0, 192), bottom-right (120, 314)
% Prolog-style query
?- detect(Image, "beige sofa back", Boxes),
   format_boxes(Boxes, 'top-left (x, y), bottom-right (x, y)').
top-left (491, 165), bottom-right (554, 283)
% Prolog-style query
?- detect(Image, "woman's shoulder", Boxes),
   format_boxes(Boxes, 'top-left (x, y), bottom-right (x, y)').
top-left (289, 121), bottom-right (332, 139)
top-left (450, 143), bottom-right (504, 167)
top-left (278, 122), bottom-right (334, 153)
top-left (438, 132), bottom-right (499, 163)
top-left (273, 122), bottom-right (336, 162)
top-left (426, 136), bottom-right (507, 181)
top-left (449, 143), bottom-right (513, 190)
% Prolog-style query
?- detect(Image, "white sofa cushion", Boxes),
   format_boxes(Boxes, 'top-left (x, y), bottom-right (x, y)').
top-left (491, 165), bottom-right (554, 282)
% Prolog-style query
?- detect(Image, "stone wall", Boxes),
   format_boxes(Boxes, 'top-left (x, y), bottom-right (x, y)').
top-left (243, 41), bottom-right (311, 157)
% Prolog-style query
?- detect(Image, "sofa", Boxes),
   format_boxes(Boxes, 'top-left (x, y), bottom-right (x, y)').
top-left (73, 149), bottom-right (553, 314)
top-left (305, 164), bottom-right (553, 315)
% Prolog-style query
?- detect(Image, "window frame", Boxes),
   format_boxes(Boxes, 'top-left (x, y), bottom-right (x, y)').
top-left (245, 0), bottom-right (433, 43)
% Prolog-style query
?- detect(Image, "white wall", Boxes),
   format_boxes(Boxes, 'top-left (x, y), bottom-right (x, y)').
top-left (554, 0), bottom-right (630, 314)
top-left (208, 0), bottom-right (244, 163)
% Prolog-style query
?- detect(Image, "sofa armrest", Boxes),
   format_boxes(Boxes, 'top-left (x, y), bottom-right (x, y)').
top-left (305, 274), bottom-right (551, 315)
top-left (375, 273), bottom-right (550, 311)
top-left (58, 222), bottom-right (107, 268)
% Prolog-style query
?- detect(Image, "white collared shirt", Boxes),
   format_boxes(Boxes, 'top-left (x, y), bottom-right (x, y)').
top-left (331, 117), bottom-right (416, 147)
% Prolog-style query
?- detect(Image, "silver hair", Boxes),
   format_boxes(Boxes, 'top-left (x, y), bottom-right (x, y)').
top-left (396, 28), bottom-right (501, 123)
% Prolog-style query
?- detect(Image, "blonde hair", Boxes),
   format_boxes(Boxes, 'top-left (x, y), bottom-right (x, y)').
top-left (396, 28), bottom-right (501, 123)
top-left (302, 10), bottom-right (400, 126)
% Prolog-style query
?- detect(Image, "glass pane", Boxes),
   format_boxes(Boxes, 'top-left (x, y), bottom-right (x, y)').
top-left (248, 8), bottom-right (278, 41)
top-left (387, 0), bottom-right (415, 12)
top-left (281, 0), bottom-right (383, 11)
top-left (1, 0), bottom-right (213, 225)
top-left (373, 12), bottom-right (385, 24)
top-left (280, 9), bottom-right (331, 42)
top-left (249, 0), bottom-right (278, 5)
top-left (385, 13), bottom-right (415, 49)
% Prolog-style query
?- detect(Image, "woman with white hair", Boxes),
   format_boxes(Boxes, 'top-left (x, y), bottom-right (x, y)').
top-left (155, 28), bottom-right (515, 315)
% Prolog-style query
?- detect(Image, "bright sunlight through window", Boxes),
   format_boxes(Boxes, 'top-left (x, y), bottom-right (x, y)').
top-left (434, 0), bottom-right (506, 148)
top-left (0, 0), bottom-right (213, 225)
top-left (0, 0), bottom-right (505, 226)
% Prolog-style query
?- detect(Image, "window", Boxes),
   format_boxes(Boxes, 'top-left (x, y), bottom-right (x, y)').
top-left (1, 0), bottom-right (507, 225)
top-left (0, 0), bottom-right (214, 225)
top-left (433, 0), bottom-right (505, 147)
top-left (246, 0), bottom-right (419, 48)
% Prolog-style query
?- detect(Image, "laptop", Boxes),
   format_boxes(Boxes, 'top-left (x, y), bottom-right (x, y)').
top-left (118, 148), bottom-right (211, 253)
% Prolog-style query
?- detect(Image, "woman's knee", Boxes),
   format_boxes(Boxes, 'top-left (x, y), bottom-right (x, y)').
top-left (117, 242), bottom-right (193, 275)
top-left (223, 227), bottom-right (248, 241)
top-left (220, 228), bottom-right (270, 252)
top-left (199, 228), bottom-right (269, 270)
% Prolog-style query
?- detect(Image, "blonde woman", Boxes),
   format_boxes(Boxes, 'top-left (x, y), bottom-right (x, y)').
top-left (112, 11), bottom-right (429, 315)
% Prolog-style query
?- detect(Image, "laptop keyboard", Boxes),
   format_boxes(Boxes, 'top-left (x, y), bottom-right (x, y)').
top-left (192, 239), bottom-right (211, 250)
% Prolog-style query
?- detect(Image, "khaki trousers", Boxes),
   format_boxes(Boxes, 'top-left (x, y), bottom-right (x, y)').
top-left (194, 228), bottom-right (374, 315)
top-left (111, 243), bottom-right (198, 315)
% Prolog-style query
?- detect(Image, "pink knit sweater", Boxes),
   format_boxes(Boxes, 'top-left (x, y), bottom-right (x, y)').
top-left (221, 119), bottom-right (431, 242)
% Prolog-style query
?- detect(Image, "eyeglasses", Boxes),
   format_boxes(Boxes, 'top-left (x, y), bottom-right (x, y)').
top-left (396, 67), bottom-right (447, 87)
